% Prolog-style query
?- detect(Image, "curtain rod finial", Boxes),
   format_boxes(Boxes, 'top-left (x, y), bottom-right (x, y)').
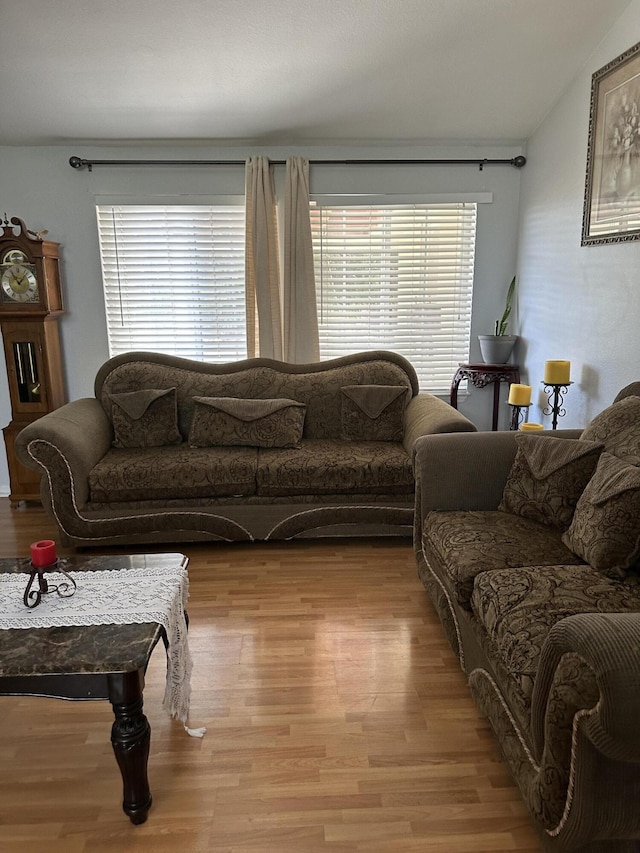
top-left (512, 155), bottom-right (526, 168)
top-left (69, 156), bottom-right (90, 171)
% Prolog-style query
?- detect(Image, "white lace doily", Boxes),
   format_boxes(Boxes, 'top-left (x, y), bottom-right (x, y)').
top-left (0, 564), bottom-right (194, 728)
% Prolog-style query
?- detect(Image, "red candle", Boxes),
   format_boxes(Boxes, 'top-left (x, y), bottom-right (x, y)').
top-left (30, 540), bottom-right (57, 568)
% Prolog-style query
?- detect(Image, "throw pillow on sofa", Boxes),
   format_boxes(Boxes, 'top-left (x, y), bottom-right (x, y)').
top-left (580, 394), bottom-right (640, 461)
top-left (341, 385), bottom-right (409, 441)
top-left (562, 451), bottom-right (640, 579)
top-left (108, 387), bottom-right (182, 448)
top-left (499, 434), bottom-right (603, 529)
top-left (188, 397), bottom-right (306, 448)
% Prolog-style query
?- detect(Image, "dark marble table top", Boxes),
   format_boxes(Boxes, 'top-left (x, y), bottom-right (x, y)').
top-left (0, 553), bottom-right (188, 678)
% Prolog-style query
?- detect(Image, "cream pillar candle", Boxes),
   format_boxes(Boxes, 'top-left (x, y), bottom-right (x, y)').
top-left (508, 384), bottom-right (532, 405)
top-left (520, 422), bottom-right (544, 432)
top-left (544, 360), bottom-right (571, 384)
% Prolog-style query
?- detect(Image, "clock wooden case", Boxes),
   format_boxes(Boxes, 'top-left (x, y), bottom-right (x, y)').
top-left (0, 215), bottom-right (66, 504)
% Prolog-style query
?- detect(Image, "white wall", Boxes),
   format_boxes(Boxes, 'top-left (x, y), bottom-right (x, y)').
top-left (0, 142), bottom-right (523, 494)
top-left (517, 2), bottom-right (640, 427)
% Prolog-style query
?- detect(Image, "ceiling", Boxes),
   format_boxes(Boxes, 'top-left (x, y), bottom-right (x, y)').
top-left (1, 0), bottom-right (631, 147)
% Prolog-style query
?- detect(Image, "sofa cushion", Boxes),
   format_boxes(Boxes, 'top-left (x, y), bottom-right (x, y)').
top-left (498, 434), bottom-right (603, 530)
top-left (471, 564), bottom-right (640, 699)
top-left (562, 452), bottom-right (640, 579)
top-left (88, 445), bottom-right (258, 502)
top-left (98, 354), bottom-right (416, 441)
top-left (108, 388), bottom-right (182, 449)
top-left (255, 439), bottom-right (413, 497)
top-left (580, 394), bottom-right (640, 461)
top-left (188, 397), bottom-right (306, 448)
top-left (423, 510), bottom-right (585, 610)
top-left (340, 385), bottom-right (409, 441)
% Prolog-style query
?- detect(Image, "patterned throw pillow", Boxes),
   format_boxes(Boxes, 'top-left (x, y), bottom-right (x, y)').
top-left (341, 385), bottom-right (409, 441)
top-left (188, 397), bottom-right (306, 448)
top-left (580, 394), bottom-right (640, 461)
top-left (499, 435), bottom-right (603, 529)
top-left (562, 452), bottom-right (640, 579)
top-left (108, 388), bottom-right (182, 448)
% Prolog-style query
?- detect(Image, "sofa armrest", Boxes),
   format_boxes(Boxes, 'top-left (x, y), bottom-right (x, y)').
top-left (413, 430), bottom-right (519, 520)
top-left (532, 613), bottom-right (640, 765)
top-left (402, 393), bottom-right (476, 455)
top-left (523, 612), bottom-right (640, 843)
top-left (412, 427), bottom-right (585, 518)
top-left (14, 398), bottom-right (113, 507)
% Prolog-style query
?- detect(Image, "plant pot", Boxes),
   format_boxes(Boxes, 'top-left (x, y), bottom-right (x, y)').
top-left (478, 335), bottom-right (518, 364)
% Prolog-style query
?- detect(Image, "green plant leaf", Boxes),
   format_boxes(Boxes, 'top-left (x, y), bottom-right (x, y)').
top-left (497, 275), bottom-right (516, 336)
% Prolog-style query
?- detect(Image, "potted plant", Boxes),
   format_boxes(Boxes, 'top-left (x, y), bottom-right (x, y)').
top-left (478, 275), bottom-right (518, 363)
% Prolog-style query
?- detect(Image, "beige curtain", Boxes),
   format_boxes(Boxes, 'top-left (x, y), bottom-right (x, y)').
top-left (245, 156), bottom-right (283, 359)
top-left (283, 157), bottom-right (319, 363)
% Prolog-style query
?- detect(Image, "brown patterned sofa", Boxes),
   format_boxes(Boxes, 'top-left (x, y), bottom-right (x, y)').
top-left (15, 350), bottom-right (475, 548)
top-left (413, 382), bottom-right (640, 852)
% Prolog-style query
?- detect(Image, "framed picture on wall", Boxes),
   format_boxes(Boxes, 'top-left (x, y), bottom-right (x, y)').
top-left (582, 40), bottom-right (640, 245)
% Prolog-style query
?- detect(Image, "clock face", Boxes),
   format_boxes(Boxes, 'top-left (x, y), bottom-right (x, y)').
top-left (0, 250), bottom-right (40, 305)
top-left (1, 264), bottom-right (39, 303)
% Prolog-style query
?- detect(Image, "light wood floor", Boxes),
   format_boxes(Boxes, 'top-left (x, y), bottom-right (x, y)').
top-left (0, 500), bottom-right (542, 852)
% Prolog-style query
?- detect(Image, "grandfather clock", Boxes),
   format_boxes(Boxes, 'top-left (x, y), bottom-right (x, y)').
top-left (0, 215), bottom-right (65, 504)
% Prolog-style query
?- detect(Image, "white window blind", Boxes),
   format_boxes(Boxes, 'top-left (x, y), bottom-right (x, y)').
top-left (310, 202), bottom-right (477, 393)
top-left (96, 204), bottom-right (246, 360)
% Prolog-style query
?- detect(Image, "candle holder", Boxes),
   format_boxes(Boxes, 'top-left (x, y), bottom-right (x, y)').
top-left (23, 559), bottom-right (77, 609)
top-left (542, 382), bottom-right (573, 430)
top-left (507, 402), bottom-right (531, 431)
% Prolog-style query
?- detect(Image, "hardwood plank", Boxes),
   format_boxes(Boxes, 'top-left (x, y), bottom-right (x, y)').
top-left (0, 499), bottom-right (542, 851)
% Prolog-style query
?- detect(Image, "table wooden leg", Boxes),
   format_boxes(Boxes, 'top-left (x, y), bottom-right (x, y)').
top-left (450, 368), bottom-right (462, 409)
top-left (492, 379), bottom-right (501, 431)
top-left (107, 670), bottom-right (152, 824)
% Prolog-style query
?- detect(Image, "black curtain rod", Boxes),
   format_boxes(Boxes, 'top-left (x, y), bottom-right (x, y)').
top-left (69, 155), bottom-right (526, 172)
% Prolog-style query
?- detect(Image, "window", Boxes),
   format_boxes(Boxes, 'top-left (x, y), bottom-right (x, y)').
top-left (96, 204), bottom-right (246, 361)
top-left (310, 202), bottom-right (477, 393)
top-left (96, 197), bottom-right (478, 389)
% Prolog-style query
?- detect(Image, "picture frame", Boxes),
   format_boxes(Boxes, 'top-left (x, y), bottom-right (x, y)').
top-left (582, 41), bottom-right (640, 245)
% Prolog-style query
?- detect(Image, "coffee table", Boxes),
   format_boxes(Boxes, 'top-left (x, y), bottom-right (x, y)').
top-left (0, 551), bottom-right (189, 825)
